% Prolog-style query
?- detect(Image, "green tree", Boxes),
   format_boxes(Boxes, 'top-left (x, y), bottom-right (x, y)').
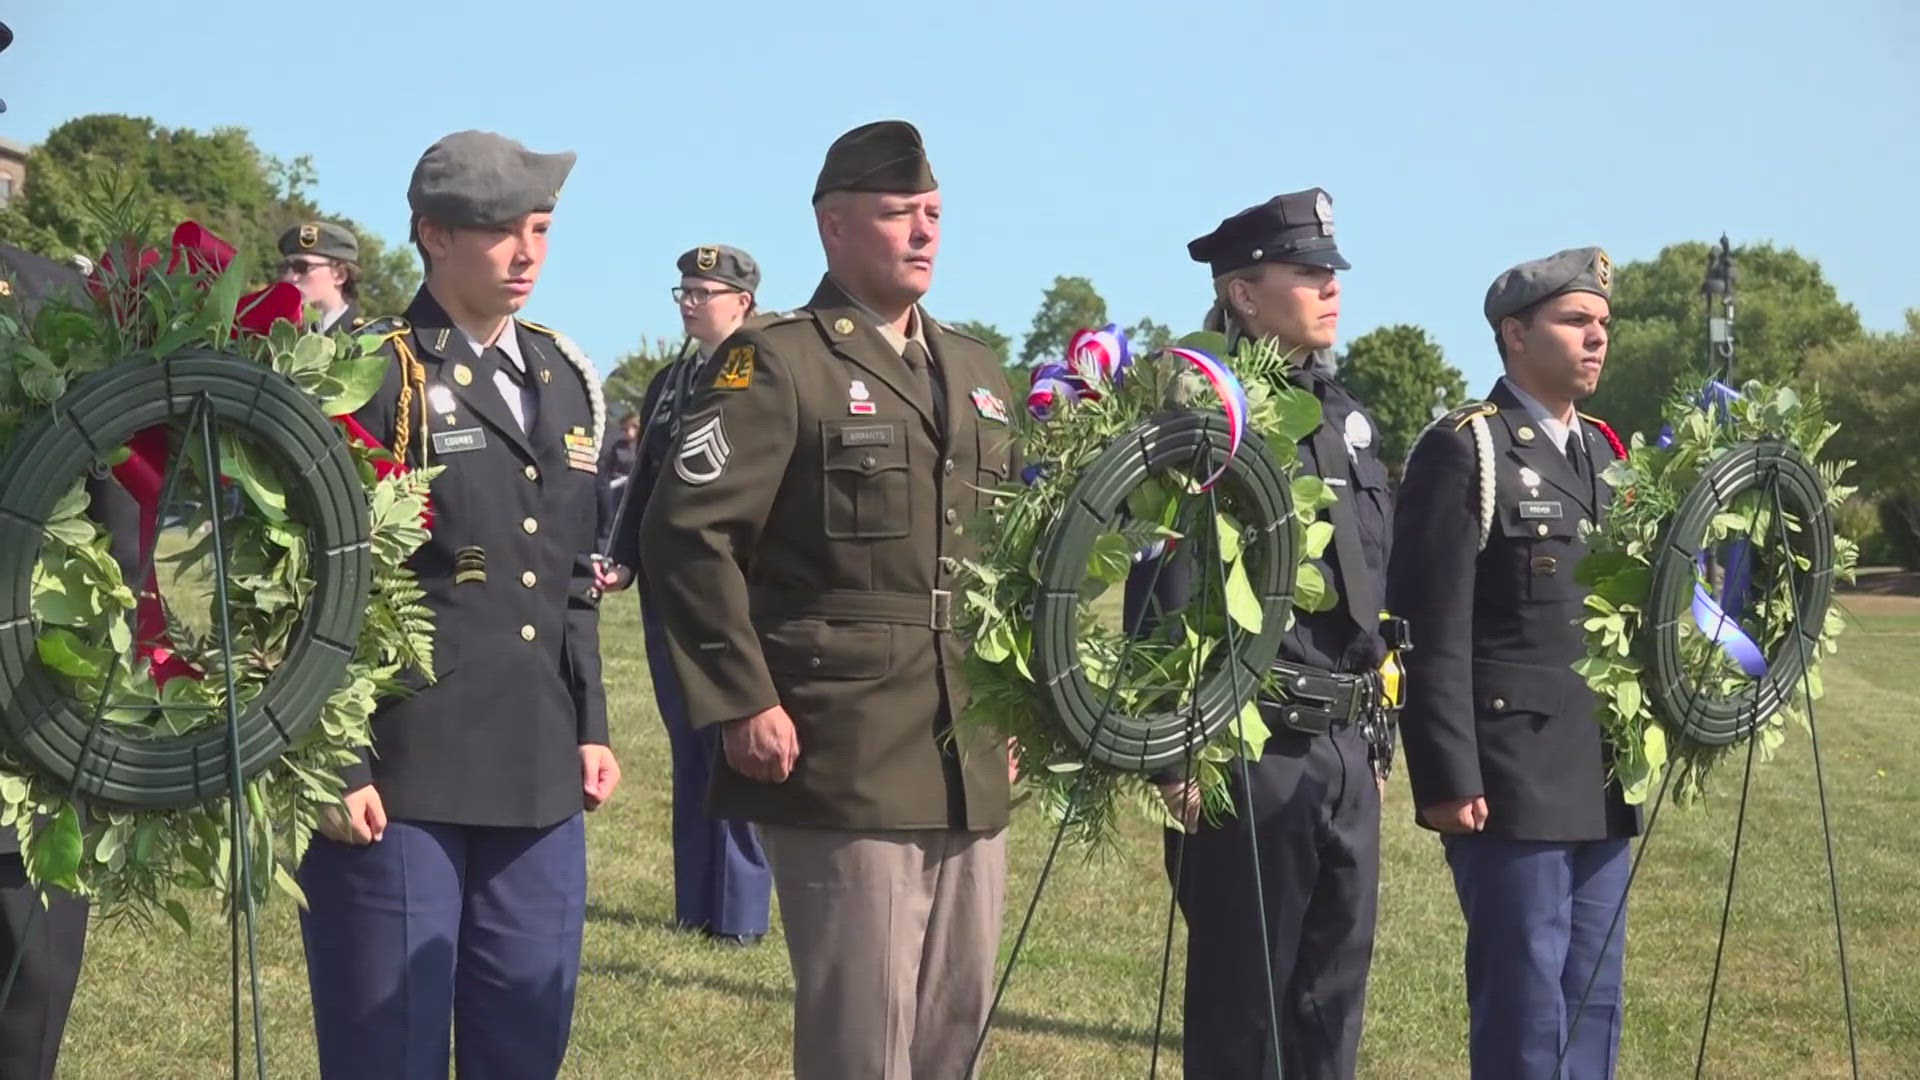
top-left (1125, 318), bottom-right (1175, 355)
top-left (948, 319), bottom-right (1011, 364)
top-left (1803, 309), bottom-right (1920, 566)
top-left (602, 337), bottom-right (691, 417)
top-left (1337, 324), bottom-right (1469, 473)
top-left (1019, 275), bottom-right (1109, 365)
top-left (0, 114), bottom-right (419, 314)
top-left (1585, 241), bottom-right (1861, 440)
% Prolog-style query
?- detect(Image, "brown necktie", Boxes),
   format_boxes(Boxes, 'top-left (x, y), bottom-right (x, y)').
top-left (903, 340), bottom-right (946, 434)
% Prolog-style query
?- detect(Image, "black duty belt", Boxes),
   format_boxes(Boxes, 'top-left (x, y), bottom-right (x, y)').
top-left (752, 587), bottom-right (954, 632)
top-left (1260, 660), bottom-right (1382, 737)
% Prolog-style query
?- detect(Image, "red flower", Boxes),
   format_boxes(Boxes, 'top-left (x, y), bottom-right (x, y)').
top-left (166, 221), bottom-right (236, 277)
top-left (338, 415), bottom-right (435, 529)
top-left (234, 282), bottom-right (303, 337)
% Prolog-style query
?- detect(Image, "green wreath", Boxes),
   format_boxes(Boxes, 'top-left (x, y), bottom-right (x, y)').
top-left (955, 332), bottom-right (1338, 848)
top-left (0, 210), bottom-right (435, 925)
top-left (1574, 381), bottom-right (1858, 805)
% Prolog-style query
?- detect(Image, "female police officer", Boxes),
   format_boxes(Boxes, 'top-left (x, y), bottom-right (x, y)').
top-left (1136, 188), bottom-right (1394, 1079)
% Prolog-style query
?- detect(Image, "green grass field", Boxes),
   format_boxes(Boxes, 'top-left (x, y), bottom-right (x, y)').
top-left (54, 602), bottom-right (1920, 1078)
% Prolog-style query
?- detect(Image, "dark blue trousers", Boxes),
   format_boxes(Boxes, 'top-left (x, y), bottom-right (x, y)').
top-left (298, 815), bottom-right (587, 1080)
top-left (1443, 835), bottom-right (1631, 1080)
top-left (1166, 725), bottom-right (1381, 1080)
top-left (641, 599), bottom-right (771, 936)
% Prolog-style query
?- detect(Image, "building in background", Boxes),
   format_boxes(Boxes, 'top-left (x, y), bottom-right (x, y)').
top-left (0, 137), bottom-right (26, 206)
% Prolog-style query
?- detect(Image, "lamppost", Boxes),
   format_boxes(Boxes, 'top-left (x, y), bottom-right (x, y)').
top-left (1703, 234), bottom-right (1737, 385)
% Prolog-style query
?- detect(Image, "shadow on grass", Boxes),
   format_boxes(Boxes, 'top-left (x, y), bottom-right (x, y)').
top-left (582, 954), bottom-right (1179, 1051)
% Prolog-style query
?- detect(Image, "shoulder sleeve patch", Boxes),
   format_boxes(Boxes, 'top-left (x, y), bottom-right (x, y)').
top-left (712, 343), bottom-right (756, 391)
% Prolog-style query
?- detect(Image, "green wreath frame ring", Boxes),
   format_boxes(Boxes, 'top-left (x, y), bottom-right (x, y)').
top-left (1030, 409), bottom-right (1297, 772)
top-left (1644, 438), bottom-right (1835, 747)
top-left (0, 349), bottom-right (371, 809)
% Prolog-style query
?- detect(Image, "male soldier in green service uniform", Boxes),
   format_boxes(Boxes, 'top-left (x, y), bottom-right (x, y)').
top-left (639, 119), bottom-right (1020, 1078)
top-left (276, 220), bottom-right (363, 332)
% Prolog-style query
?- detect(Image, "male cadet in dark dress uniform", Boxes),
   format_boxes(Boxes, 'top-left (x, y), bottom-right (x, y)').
top-left (1136, 189), bottom-right (1398, 1080)
top-left (638, 121), bottom-right (1019, 1078)
top-left (276, 221), bottom-right (363, 332)
top-left (1389, 247), bottom-right (1639, 1080)
top-left (297, 130), bottom-right (621, 1080)
top-left (0, 241), bottom-right (126, 1080)
top-left (606, 244), bottom-right (772, 945)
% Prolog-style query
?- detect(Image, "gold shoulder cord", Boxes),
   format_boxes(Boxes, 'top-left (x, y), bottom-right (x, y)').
top-left (390, 336), bottom-right (430, 468)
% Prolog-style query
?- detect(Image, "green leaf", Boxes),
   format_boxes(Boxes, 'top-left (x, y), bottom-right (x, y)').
top-left (44, 517), bottom-right (95, 547)
top-left (1294, 563), bottom-right (1336, 613)
top-left (1271, 386), bottom-right (1323, 443)
top-left (1175, 330), bottom-right (1229, 356)
top-left (36, 628), bottom-right (105, 677)
top-left (975, 623), bottom-right (1012, 664)
top-left (1086, 532), bottom-right (1133, 586)
top-left (162, 897), bottom-right (194, 935)
top-left (273, 863), bottom-right (310, 907)
top-left (1615, 678), bottom-right (1643, 720)
top-left (1303, 520), bottom-right (1333, 560)
top-left (1215, 513), bottom-right (1244, 565)
top-left (1291, 475), bottom-right (1337, 516)
top-left (220, 432), bottom-right (288, 521)
top-left (1576, 551), bottom-right (1640, 588)
top-left (26, 805), bottom-right (82, 890)
top-left (1592, 567), bottom-right (1651, 607)
top-left (320, 354), bottom-right (389, 416)
top-left (1225, 559), bottom-right (1263, 634)
top-left (49, 480), bottom-right (89, 523)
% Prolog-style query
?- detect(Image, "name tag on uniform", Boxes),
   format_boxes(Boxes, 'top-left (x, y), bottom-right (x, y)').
top-left (1518, 500), bottom-right (1563, 520)
top-left (841, 425), bottom-right (894, 447)
top-left (433, 427), bottom-right (487, 454)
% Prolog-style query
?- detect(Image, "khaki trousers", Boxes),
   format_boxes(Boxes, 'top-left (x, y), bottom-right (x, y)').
top-left (760, 825), bottom-right (1008, 1080)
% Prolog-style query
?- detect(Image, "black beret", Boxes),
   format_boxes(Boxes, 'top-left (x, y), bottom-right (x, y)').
top-left (676, 245), bottom-right (760, 292)
top-left (813, 120), bottom-right (937, 204)
top-left (278, 221), bottom-right (359, 263)
top-left (408, 130), bottom-right (576, 236)
top-left (1188, 188), bottom-right (1349, 277)
top-left (1484, 247), bottom-right (1613, 328)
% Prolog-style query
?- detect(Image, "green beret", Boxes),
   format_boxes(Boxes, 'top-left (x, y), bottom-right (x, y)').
top-left (277, 221), bottom-right (359, 263)
top-left (676, 245), bottom-right (760, 292)
top-left (408, 130), bottom-right (576, 236)
top-left (1484, 246), bottom-right (1614, 328)
top-left (812, 120), bottom-right (937, 204)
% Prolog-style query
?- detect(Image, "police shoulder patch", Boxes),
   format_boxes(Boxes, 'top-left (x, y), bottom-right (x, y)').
top-left (713, 343), bottom-right (756, 391)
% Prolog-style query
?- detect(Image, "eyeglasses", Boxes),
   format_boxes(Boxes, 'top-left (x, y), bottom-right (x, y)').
top-left (280, 259), bottom-right (330, 278)
top-left (671, 285), bottom-right (743, 306)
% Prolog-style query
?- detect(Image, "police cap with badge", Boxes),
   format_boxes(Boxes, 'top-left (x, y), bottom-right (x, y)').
top-left (1187, 187), bottom-right (1350, 277)
top-left (1483, 246), bottom-right (1613, 329)
top-left (678, 245), bottom-right (760, 294)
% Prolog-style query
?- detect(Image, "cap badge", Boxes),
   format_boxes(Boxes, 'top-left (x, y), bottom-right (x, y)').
top-left (453, 363), bottom-right (473, 387)
top-left (1315, 191), bottom-right (1334, 237)
top-left (298, 223), bottom-right (319, 248)
top-left (696, 246), bottom-right (718, 272)
top-left (1594, 249), bottom-right (1613, 292)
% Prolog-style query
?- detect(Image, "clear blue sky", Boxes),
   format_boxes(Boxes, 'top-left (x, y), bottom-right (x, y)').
top-left (4, 1), bottom-right (1915, 389)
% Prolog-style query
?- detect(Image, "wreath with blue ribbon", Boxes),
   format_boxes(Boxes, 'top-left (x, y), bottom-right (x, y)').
top-left (1574, 380), bottom-right (1857, 804)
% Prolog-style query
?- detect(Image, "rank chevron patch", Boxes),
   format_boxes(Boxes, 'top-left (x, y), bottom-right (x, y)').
top-left (674, 412), bottom-right (732, 485)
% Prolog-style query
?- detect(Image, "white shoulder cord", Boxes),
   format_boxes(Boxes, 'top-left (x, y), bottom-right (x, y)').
top-left (1469, 414), bottom-right (1496, 552)
top-left (527, 324), bottom-right (607, 457)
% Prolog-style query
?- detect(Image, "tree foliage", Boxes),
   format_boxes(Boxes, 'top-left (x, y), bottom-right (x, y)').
top-left (1336, 324), bottom-right (1468, 473)
top-left (602, 336), bottom-right (691, 418)
top-left (1803, 309), bottom-right (1920, 565)
top-left (1586, 241), bottom-right (1861, 440)
top-left (1020, 275), bottom-right (1109, 365)
top-left (949, 319), bottom-right (1011, 365)
top-left (0, 115), bottom-right (419, 318)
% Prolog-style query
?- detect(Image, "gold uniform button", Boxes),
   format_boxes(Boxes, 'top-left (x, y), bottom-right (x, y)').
top-left (521, 571), bottom-right (537, 588)
top-left (520, 624), bottom-right (536, 642)
top-left (943, 458), bottom-right (956, 475)
top-left (944, 507), bottom-right (959, 525)
top-left (1535, 524), bottom-right (1549, 537)
top-left (524, 465), bottom-right (539, 481)
top-left (523, 517), bottom-right (538, 534)
top-left (1491, 697), bottom-right (1508, 710)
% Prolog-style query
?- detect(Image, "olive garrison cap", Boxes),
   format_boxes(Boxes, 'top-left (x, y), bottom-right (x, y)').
top-left (407, 130), bottom-right (576, 237)
top-left (813, 120), bottom-right (937, 203)
top-left (676, 245), bottom-right (760, 293)
top-left (1484, 246), bottom-right (1613, 328)
top-left (1188, 188), bottom-right (1350, 277)
top-left (277, 221), bottom-right (359, 263)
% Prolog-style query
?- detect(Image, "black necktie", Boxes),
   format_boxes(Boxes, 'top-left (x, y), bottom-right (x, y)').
top-left (903, 339), bottom-right (946, 434)
top-left (1565, 430), bottom-right (1585, 480)
top-left (487, 345), bottom-right (528, 388)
